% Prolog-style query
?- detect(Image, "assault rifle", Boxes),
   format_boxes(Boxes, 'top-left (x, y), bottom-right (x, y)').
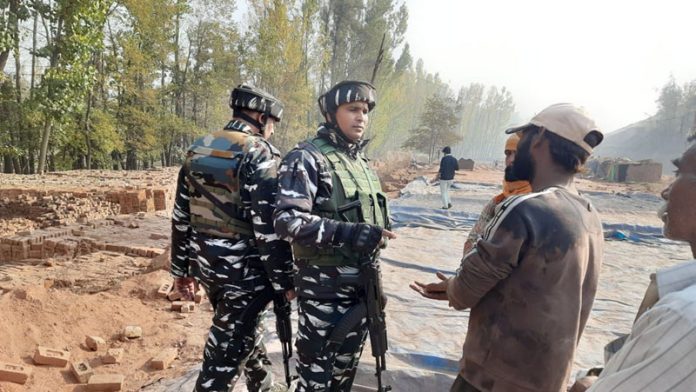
top-left (273, 293), bottom-right (296, 390)
top-left (238, 287), bottom-right (296, 391)
top-left (334, 196), bottom-right (392, 392)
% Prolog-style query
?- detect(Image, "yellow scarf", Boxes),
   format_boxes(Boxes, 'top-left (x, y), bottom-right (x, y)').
top-left (494, 180), bottom-right (532, 204)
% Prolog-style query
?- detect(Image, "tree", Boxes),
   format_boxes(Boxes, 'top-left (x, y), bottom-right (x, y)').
top-left (402, 93), bottom-right (462, 163)
top-left (0, 0), bottom-right (519, 173)
top-left (35, 0), bottom-right (110, 174)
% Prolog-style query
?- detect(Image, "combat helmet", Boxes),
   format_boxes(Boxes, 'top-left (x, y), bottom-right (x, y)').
top-left (318, 80), bottom-right (376, 125)
top-left (229, 84), bottom-right (284, 132)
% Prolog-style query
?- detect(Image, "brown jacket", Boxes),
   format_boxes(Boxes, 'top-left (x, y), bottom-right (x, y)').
top-left (448, 187), bottom-right (603, 392)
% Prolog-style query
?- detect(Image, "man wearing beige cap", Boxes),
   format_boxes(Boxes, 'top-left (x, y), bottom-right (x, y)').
top-left (411, 103), bottom-right (605, 392)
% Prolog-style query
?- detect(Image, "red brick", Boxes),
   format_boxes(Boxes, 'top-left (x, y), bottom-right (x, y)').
top-left (33, 346), bottom-right (70, 367)
top-left (0, 361), bottom-right (31, 384)
top-left (150, 347), bottom-right (178, 370)
top-left (167, 290), bottom-right (183, 301)
top-left (101, 348), bottom-right (124, 365)
top-left (105, 244), bottom-right (124, 253)
top-left (87, 374), bottom-right (124, 391)
top-left (157, 282), bottom-right (172, 298)
top-left (194, 289), bottom-right (205, 304)
top-left (70, 360), bottom-right (94, 383)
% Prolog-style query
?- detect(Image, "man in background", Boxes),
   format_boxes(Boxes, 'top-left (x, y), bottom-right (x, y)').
top-left (437, 146), bottom-right (459, 209)
top-left (462, 133), bottom-right (531, 255)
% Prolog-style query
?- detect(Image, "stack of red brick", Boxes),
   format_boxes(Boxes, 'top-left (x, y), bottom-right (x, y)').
top-left (0, 222), bottom-right (164, 263)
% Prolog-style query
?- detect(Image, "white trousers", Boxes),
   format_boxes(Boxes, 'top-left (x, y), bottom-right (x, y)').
top-left (440, 180), bottom-right (453, 208)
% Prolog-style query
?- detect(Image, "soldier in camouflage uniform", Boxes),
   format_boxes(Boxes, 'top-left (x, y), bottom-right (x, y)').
top-left (170, 84), bottom-right (295, 392)
top-left (273, 80), bottom-right (396, 392)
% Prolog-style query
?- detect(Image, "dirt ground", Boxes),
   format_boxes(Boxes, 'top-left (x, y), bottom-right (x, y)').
top-left (0, 165), bottom-right (689, 391)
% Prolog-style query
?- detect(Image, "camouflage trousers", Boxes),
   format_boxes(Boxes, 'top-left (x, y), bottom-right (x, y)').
top-left (194, 281), bottom-right (274, 392)
top-left (295, 297), bottom-right (368, 392)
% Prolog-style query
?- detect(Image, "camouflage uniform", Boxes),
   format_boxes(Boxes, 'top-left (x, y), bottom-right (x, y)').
top-left (171, 116), bottom-right (293, 392)
top-left (274, 81), bottom-right (390, 392)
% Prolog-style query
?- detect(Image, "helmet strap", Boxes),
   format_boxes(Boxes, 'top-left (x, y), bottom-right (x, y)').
top-left (236, 111), bottom-right (265, 134)
top-left (325, 112), bottom-right (339, 130)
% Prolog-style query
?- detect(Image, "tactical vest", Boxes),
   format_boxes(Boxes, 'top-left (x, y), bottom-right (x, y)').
top-left (183, 129), bottom-right (254, 238)
top-left (292, 137), bottom-right (390, 266)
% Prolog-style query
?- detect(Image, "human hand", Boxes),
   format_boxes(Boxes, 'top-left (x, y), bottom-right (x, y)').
top-left (174, 277), bottom-right (196, 301)
top-left (409, 271), bottom-right (450, 301)
top-left (379, 229), bottom-right (397, 246)
top-left (285, 288), bottom-right (297, 302)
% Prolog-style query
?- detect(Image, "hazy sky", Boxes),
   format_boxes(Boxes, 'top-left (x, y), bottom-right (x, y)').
top-left (405, 0), bottom-right (696, 132)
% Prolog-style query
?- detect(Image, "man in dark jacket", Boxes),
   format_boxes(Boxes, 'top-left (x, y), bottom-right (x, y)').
top-left (412, 103), bottom-right (605, 392)
top-left (438, 146), bottom-right (459, 209)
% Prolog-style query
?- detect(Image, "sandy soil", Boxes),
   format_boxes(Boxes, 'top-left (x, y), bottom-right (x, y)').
top-left (0, 165), bottom-right (690, 391)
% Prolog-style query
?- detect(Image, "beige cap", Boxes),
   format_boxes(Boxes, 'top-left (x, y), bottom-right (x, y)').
top-left (505, 103), bottom-right (603, 153)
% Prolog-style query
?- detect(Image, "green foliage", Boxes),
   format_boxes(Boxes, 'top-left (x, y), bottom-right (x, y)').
top-left (1, 0), bottom-right (518, 173)
top-left (244, 0), bottom-right (317, 151)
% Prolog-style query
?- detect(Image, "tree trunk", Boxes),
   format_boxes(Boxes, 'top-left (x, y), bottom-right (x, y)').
top-left (12, 157), bottom-right (21, 174)
top-left (173, 3), bottom-right (183, 117)
top-left (28, 149), bottom-right (35, 174)
top-left (203, 100), bottom-right (208, 129)
top-left (38, 10), bottom-right (64, 175)
top-left (48, 151), bottom-right (56, 172)
top-left (111, 151), bottom-right (121, 170)
top-left (0, 51), bottom-right (8, 73)
top-left (126, 149), bottom-right (137, 170)
top-left (19, 156), bottom-right (27, 174)
top-left (3, 155), bottom-right (13, 173)
top-left (38, 117), bottom-right (53, 174)
top-left (30, 11), bottom-right (38, 95)
top-left (83, 86), bottom-right (94, 169)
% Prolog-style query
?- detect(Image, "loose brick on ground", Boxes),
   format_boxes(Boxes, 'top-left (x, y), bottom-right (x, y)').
top-left (0, 361), bottom-right (31, 384)
top-left (122, 325), bottom-right (142, 339)
top-left (194, 289), bottom-right (205, 304)
top-left (101, 348), bottom-right (124, 364)
top-left (150, 347), bottom-right (178, 370)
top-left (71, 359), bottom-right (94, 383)
top-left (85, 335), bottom-right (107, 351)
top-left (180, 302), bottom-right (195, 313)
top-left (157, 282), bottom-right (172, 298)
top-left (33, 346), bottom-right (70, 367)
top-left (87, 374), bottom-right (124, 391)
top-left (167, 290), bottom-right (182, 301)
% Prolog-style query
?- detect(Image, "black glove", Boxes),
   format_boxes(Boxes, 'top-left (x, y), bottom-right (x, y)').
top-left (350, 223), bottom-right (383, 253)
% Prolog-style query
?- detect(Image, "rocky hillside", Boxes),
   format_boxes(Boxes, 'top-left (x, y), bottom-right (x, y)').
top-left (595, 116), bottom-right (692, 173)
